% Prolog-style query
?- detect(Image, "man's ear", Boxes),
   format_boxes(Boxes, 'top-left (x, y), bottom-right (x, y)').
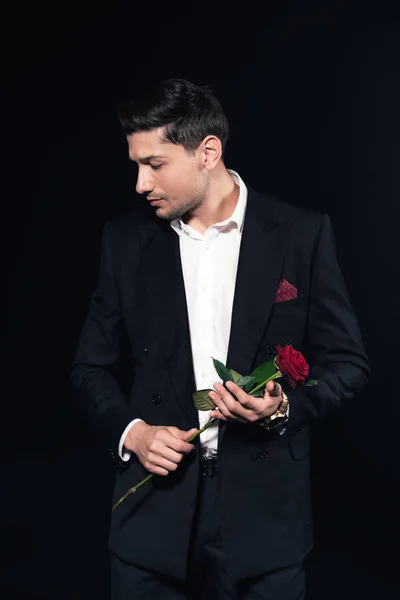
top-left (202, 135), bottom-right (222, 169)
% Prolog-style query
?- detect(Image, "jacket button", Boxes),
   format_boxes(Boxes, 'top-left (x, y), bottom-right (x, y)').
top-left (260, 448), bottom-right (269, 459)
top-left (152, 393), bottom-right (162, 404)
top-left (262, 345), bottom-right (276, 356)
top-left (144, 347), bottom-right (148, 355)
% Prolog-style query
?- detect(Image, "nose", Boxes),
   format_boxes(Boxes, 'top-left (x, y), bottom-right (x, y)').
top-left (136, 167), bottom-right (154, 195)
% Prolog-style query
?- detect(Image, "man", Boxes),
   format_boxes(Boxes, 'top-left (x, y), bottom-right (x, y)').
top-left (70, 78), bottom-right (369, 599)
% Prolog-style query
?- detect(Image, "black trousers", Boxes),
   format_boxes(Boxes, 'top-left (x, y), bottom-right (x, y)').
top-left (110, 470), bottom-right (306, 600)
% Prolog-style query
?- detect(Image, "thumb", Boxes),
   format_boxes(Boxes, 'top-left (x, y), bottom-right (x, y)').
top-left (166, 426), bottom-right (198, 440)
top-left (265, 380), bottom-right (279, 395)
top-left (184, 428), bottom-right (199, 439)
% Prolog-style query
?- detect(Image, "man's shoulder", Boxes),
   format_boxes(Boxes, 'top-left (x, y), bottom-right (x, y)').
top-left (248, 185), bottom-right (324, 231)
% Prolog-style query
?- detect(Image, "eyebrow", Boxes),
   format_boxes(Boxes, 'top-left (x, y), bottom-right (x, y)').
top-left (134, 154), bottom-right (166, 164)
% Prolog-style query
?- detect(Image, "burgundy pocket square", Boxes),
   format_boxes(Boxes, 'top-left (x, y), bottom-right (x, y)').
top-left (274, 278), bottom-right (298, 303)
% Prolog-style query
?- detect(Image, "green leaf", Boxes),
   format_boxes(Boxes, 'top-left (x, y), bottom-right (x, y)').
top-left (229, 369), bottom-right (242, 383)
top-left (212, 357), bottom-right (234, 383)
top-left (244, 377), bottom-right (257, 392)
top-left (249, 390), bottom-right (264, 397)
top-left (193, 389), bottom-right (216, 411)
top-left (236, 375), bottom-right (257, 392)
top-left (236, 375), bottom-right (252, 386)
top-left (304, 379), bottom-right (317, 387)
top-left (249, 360), bottom-right (278, 385)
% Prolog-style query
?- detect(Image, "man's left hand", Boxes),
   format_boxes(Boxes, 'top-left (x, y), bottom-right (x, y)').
top-left (209, 380), bottom-right (283, 423)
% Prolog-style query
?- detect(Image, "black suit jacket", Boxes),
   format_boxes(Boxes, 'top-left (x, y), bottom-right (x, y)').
top-left (70, 186), bottom-right (369, 582)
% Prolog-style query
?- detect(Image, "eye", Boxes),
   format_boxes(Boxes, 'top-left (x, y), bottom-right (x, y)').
top-left (150, 164), bottom-right (162, 171)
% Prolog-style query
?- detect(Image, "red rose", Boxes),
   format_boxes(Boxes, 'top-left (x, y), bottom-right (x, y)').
top-left (275, 344), bottom-right (309, 389)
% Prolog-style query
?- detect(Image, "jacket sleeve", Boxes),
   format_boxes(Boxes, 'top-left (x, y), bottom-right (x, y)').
top-left (283, 213), bottom-right (370, 424)
top-left (69, 220), bottom-right (139, 458)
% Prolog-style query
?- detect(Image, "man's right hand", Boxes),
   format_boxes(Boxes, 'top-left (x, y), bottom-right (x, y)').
top-left (124, 422), bottom-right (198, 476)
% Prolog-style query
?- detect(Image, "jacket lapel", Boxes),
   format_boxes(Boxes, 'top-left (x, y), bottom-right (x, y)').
top-left (226, 191), bottom-right (291, 375)
top-left (140, 222), bottom-right (198, 428)
top-left (219, 190), bottom-right (291, 445)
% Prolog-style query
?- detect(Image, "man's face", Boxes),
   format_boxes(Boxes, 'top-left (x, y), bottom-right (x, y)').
top-left (127, 128), bottom-right (209, 221)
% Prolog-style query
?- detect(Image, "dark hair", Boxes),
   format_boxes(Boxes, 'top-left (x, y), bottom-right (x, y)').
top-left (118, 78), bottom-right (229, 155)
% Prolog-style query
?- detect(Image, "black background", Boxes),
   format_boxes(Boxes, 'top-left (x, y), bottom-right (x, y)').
top-left (3, 1), bottom-right (398, 598)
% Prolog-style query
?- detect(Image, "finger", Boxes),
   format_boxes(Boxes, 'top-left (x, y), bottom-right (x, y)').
top-left (167, 426), bottom-right (197, 440)
top-left (164, 428), bottom-right (196, 453)
top-left (209, 407), bottom-right (228, 421)
top-left (184, 428), bottom-right (199, 439)
top-left (214, 383), bottom-right (254, 419)
top-left (224, 381), bottom-right (258, 410)
top-left (209, 390), bottom-right (247, 422)
top-left (265, 381), bottom-right (281, 397)
top-left (210, 411), bottom-right (227, 421)
top-left (209, 391), bottom-right (233, 419)
top-left (156, 445), bottom-right (187, 464)
top-left (209, 391), bottom-right (246, 421)
top-left (146, 454), bottom-right (179, 475)
top-left (147, 465), bottom-right (169, 476)
top-left (183, 428), bottom-right (199, 446)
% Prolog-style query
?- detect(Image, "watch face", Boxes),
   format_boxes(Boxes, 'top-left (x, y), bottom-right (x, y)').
top-left (267, 415), bottom-right (289, 430)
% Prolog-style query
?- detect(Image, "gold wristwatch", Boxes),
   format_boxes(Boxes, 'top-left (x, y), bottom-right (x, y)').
top-left (257, 390), bottom-right (289, 430)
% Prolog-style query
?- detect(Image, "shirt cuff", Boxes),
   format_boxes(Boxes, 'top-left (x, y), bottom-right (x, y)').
top-left (118, 418), bottom-right (145, 461)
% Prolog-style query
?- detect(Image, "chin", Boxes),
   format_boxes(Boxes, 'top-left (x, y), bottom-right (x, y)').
top-left (154, 207), bottom-right (172, 220)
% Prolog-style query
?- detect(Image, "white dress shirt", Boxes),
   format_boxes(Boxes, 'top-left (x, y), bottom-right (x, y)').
top-left (119, 170), bottom-right (247, 460)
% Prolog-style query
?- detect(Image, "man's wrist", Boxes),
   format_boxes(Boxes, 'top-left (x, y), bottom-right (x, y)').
top-left (257, 390), bottom-right (290, 430)
top-left (124, 421), bottom-right (149, 455)
top-left (119, 419), bottom-right (147, 460)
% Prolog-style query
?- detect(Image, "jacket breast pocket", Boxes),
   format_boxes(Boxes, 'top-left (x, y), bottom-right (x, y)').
top-left (272, 294), bottom-right (306, 314)
top-left (267, 295), bottom-right (307, 342)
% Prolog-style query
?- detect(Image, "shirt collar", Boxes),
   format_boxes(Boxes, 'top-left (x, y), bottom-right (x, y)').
top-left (170, 169), bottom-right (247, 238)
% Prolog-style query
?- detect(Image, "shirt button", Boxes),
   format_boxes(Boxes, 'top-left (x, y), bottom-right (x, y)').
top-left (201, 373), bottom-right (206, 379)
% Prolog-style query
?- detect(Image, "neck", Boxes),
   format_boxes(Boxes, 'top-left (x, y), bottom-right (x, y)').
top-left (184, 168), bottom-right (240, 234)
